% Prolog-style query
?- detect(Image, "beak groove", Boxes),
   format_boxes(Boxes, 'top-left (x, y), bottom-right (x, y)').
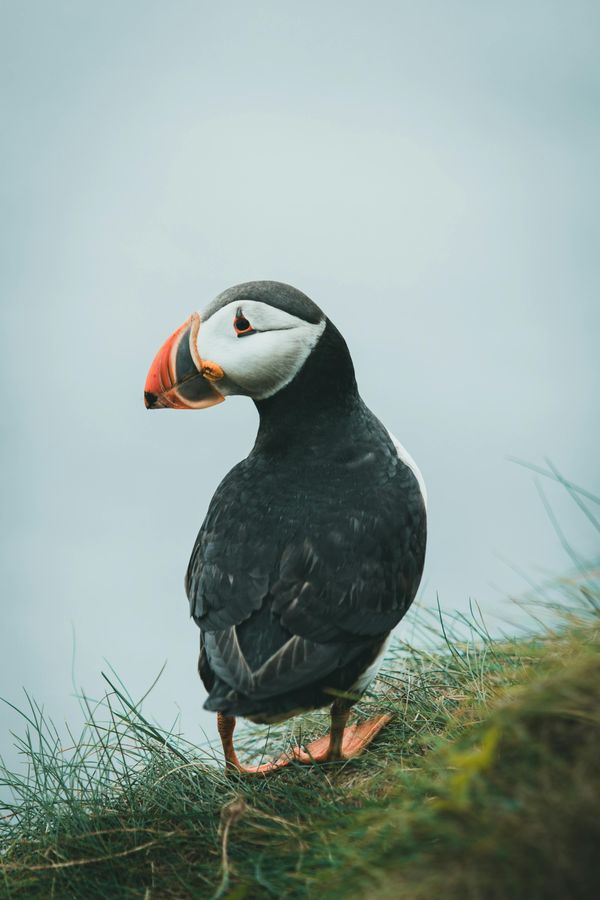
top-left (144, 313), bottom-right (225, 410)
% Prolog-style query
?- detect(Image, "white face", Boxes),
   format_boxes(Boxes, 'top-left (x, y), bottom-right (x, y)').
top-left (196, 300), bottom-right (326, 400)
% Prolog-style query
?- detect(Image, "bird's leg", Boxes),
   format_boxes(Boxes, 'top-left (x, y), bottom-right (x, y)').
top-left (217, 712), bottom-right (290, 776)
top-left (217, 713), bottom-right (242, 772)
top-left (290, 699), bottom-right (392, 764)
top-left (216, 702), bottom-right (392, 774)
top-left (326, 699), bottom-right (352, 761)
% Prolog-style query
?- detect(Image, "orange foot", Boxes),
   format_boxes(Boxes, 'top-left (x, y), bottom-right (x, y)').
top-left (224, 714), bottom-right (392, 776)
top-left (225, 756), bottom-right (291, 776)
top-left (288, 713), bottom-right (392, 764)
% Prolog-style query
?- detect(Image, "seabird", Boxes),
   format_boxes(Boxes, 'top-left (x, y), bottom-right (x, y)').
top-left (144, 281), bottom-right (427, 773)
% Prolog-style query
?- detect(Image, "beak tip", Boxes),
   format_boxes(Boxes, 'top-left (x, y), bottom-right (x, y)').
top-left (144, 391), bottom-right (158, 409)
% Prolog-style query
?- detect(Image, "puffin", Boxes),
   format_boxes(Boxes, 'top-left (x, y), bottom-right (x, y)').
top-left (144, 281), bottom-right (427, 773)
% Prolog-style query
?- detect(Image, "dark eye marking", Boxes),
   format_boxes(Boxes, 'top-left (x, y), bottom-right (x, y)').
top-left (234, 307), bottom-right (256, 337)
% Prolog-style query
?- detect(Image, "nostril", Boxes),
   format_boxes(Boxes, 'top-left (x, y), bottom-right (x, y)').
top-left (144, 391), bottom-right (158, 408)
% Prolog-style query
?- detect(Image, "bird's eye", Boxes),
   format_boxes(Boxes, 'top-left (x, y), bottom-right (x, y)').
top-left (234, 314), bottom-right (255, 337)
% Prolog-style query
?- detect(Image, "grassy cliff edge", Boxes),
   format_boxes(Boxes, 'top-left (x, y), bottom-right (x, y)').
top-left (1, 580), bottom-right (599, 899)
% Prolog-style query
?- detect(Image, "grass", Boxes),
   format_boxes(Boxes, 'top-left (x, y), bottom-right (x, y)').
top-left (1, 580), bottom-right (599, 899)
top-left (1, 469), bottom-right (599, 898)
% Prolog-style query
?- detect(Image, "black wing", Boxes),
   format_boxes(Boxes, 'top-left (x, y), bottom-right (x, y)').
top-left (186, 443), bottom-right (426, 712)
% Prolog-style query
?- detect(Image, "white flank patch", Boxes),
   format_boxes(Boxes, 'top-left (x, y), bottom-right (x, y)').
top-left (388, 430), bottom-right (428, 510)
top-left (351, 636), bottom-right (391, 694)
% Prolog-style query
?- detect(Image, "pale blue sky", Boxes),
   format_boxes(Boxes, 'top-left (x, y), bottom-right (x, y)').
top-left (1, 1), bottom-right (599, 768)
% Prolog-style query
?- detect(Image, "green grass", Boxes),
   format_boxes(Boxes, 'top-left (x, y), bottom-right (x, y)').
top-left (1, 567), bottom-right (599, 900)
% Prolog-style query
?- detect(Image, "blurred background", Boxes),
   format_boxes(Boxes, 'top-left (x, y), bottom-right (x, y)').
top-left (1, 1), bottom-right (598, 769)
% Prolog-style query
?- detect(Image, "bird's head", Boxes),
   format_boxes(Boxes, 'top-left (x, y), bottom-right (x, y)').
top-left (144, 281), bottom-right (327, 410)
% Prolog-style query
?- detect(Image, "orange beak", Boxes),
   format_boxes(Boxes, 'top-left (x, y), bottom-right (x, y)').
top-left (144, 313), bottom-right (225, 410)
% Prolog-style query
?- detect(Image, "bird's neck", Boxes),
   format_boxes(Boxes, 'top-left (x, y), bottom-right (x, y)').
top-left (253, 319), bottom-right (362, 458)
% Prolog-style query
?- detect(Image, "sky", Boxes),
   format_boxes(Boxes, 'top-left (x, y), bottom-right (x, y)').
top-left (1, 1), bottom-right (599, 771)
